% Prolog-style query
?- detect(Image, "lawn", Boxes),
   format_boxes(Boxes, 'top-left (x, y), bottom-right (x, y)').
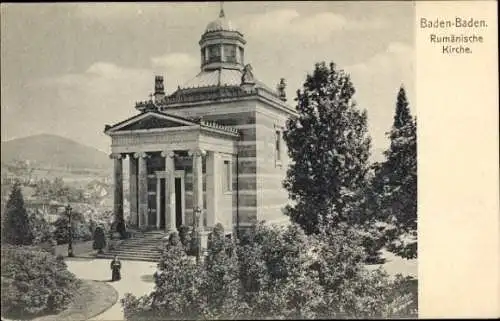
top-left (2, 280), bottom-right (118, 321)
top-left (35, 280), bottom-right (117, 321)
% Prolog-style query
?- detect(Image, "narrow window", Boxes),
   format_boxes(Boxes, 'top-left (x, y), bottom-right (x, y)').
top-left (239, 47), bottom-right (244, 64)
top-left (275, 130), bottom-right (281, 162)
top-left (223, 160), bottom-right (232, 192)
top-left (208, 44), bottom-right (221, 63)
top-left (224, 45), bottom-right (237, 63)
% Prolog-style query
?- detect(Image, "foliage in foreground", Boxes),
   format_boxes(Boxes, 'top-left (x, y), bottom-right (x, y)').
top-left (1, 245), bottom-right (81, 318)
top-left (122, 220), bottom-right (415, 320)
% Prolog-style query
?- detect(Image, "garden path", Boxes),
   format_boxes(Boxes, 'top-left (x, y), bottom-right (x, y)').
top-left (66, 258), bottom-right (157, 321)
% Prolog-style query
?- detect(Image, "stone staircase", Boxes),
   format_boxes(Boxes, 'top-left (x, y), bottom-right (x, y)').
top-left (98, 230), bottom-right (166, 262)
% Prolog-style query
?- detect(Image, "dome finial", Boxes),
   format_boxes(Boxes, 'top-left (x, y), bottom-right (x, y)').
top-left (219, 1), bottom-right (225, 18)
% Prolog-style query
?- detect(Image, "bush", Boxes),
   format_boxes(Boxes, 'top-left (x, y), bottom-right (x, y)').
top-left (178, 224), bottom-right (191, 250)
top-left (93, 226), bottom-right (107, 254)
top-left (53, 212), bottom-right (92, 244)
top-left (188, 228), bottom-right (200, 257)
top-left (123, 232), bottom-right (206, 321)
top-left (1, 245), bottom-right (81, 318)
top-left (28, 209), bottom-right (54, 245)
top-left (122, 219), bottom-right (415, 320)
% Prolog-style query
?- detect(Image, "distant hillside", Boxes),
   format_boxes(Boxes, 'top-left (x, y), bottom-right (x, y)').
top-left (1, 134), bottom-right (110, 170)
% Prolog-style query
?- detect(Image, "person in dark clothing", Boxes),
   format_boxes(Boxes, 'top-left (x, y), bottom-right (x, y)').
top-left (110, 255), bottom-right (122, 281)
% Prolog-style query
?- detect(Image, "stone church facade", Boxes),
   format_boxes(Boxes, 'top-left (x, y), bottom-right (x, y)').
top-left (105, 8), bottom-right (296, 237)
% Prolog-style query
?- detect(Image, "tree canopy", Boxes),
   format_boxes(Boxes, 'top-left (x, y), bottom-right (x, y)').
top-left (283, 62), bottom-right (372, 234)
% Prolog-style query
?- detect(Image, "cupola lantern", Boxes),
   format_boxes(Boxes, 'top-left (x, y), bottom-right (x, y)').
top-left (199, 3), bottom-right (246, 72)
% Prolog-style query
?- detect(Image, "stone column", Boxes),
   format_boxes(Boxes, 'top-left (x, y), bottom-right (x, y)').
top-left (129, 155), bottom-right (138, 227)
top-left (205, 151), bottom-right (218, 229)
top-left (156, 176), bottom-right (161, 230)
top-left (135, 152), bottom-right (149, 228)
top-left (161, 151), bottom-right (176, 233)
top-left (189, 149), bottom-right (205, 229)
top-left (110, 153), bottom-right (123, 225)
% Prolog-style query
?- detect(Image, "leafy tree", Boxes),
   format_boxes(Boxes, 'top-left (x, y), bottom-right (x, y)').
top-left (283, 62), bottom-right (372, 234)
top-left (2, 182), bottom-right (34, 245)
top-left (53, 211), bottom-right (92, 244)
top-left (202, 224), bottom-right (246, 319)
top-left (28, 209), bottom-right (54, 245)
top-left (92, 225), bottom-right (107, 254)
top-left (236, 222), bottom-right (324, 319)
top-left (370, 86), bottom-right (417, 259)
top-left (32, 177), bottom-right (85, 204)
top-left (123, 231), bottom-right (206, 321)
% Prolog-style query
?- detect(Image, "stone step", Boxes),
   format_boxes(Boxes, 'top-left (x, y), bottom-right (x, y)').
top-left (120, 241), bottom-right (162, 246)
top-left (111, 249), bottom-right (162, 256)
top-left (102, 233), bottom-right (169, 262)
top-left (118, 239), bottom-right (163, 244)
top-left (113, 245), bottom-right (160, 250)
top-left (98, 254), bottom-right (160, 263)
top-left (118, 240), bottom-right (163, 246)
top-left (106, 248), bottom-right (161, 256)
top-left (107, 252), bottom-right (161, 259)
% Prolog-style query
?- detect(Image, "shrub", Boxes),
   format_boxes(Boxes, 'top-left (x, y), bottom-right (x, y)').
top-left (312, 217), bottom-right (413, 318)
top-left (122, 219), bottom-right (415, 320)
top-left (28, 209), bottom-right (54, 245)
top-left (188, 227), bottom-right (200, 257)
top-left (93, 226), bottom-right (107, 254)
top-left (178, 224), bottom-right (191, 250)
top-left (123, 233), bottom-right (206, 321)
top-left (1, 245), bottom-right (81, 318)
top-left (236, 222), bottom-right (324, 319)
top-left (52, 212), bottom-right (92, 244)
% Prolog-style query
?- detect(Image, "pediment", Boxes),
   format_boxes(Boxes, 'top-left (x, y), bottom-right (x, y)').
top-left (119, 115), bottom-right (189, 131)
top-left (105, 111), bottom-right (197, 134)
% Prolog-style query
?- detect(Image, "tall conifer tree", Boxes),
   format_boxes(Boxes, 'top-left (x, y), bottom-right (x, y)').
top-left (2, 182), bottom-right (34, 245)
top-left (372, 86), bottom-right (417, 259)
top-left (283, 62), bottom-right (371, 234)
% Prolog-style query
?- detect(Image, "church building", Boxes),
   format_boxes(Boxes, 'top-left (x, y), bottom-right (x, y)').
top-left (104, 7), bottom-right (296, 239)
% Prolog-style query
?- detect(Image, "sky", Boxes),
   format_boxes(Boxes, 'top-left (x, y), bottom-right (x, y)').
top-left (1, 2), bottom-right (415, 161)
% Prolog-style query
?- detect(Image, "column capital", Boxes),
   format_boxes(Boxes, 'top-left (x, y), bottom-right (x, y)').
top-left (188, 148), bottom-right (206, 157)
top-left (161, 150), bottom-right (176, 158)
top-left (133, 152), bottom-right (149, 159)
top-left (109, 153), bottom-right (123, 160)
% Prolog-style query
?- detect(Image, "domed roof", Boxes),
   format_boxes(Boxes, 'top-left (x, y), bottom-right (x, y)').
top-left (205, 9), bottom-right (237, 33)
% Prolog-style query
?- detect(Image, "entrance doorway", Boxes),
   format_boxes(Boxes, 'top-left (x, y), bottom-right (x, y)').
top-left (175, 177), bottom-right (182, 229)
top-left (156, 170), bottom-right (185, 231)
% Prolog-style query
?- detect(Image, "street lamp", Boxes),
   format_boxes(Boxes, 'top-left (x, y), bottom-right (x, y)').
top-left (65, 204), bottom-right (74, 257)
top-left (193, 206), bottom-right (202, 263)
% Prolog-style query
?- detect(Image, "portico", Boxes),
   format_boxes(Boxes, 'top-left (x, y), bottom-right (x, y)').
top-left (105, 110), bottom-right (239, 234)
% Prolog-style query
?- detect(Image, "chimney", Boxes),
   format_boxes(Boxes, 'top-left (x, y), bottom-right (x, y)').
top-left (154, 75), bottom-right (165, 103)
